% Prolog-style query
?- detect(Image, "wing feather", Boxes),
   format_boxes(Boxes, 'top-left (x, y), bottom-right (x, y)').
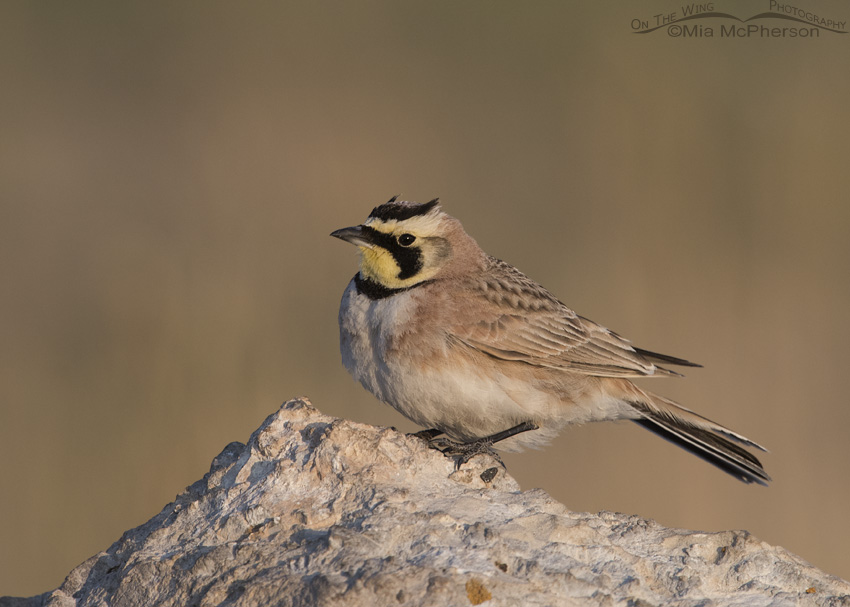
top-left (449, 257), bottom-right (697, 378)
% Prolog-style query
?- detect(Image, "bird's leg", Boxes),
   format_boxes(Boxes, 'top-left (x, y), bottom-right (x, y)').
top-left (409, 428), bottom-right (444, 441)
top-left (429, 421), bottom-right (539, 469)
top-left (481, 421), bottom-right (539, 445)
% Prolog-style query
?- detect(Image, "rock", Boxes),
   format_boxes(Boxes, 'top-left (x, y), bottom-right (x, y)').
top-left (3, 398), bottom-right (849, 607)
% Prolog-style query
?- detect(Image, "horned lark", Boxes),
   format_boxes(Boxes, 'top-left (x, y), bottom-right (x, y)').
top-left (331, 197), bottom-right (770, 484)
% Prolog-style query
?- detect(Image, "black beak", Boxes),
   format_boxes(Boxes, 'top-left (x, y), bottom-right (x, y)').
top-left (330, 225), bottom-right (375, 249)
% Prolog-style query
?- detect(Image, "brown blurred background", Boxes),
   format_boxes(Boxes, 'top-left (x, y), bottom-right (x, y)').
top-left (2, 1), bottom-right (849, 596)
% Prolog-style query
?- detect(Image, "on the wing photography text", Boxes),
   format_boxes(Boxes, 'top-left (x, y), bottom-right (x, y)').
top-left (631, 1), bottom-right (847, 38)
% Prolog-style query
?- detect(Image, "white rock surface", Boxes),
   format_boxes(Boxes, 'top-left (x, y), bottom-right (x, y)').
top-left (4, 398), bottom-right (849, 607)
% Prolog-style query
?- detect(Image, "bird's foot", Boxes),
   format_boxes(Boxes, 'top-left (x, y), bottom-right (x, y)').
top-left (429, 437), bottom-right (505, 468)
top-left (427, 421), bottom-right (539, 469)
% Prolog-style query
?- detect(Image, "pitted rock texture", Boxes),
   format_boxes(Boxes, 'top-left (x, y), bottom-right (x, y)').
top-left (4, 398), bottom-right (849, 607)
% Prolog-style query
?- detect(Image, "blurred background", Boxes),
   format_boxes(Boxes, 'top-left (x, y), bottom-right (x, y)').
top-left (2, 1), bottom-right (849, 596)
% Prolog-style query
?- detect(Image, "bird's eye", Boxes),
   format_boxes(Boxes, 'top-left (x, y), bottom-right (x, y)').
top-left (397, 233), bottom-right (416, 247)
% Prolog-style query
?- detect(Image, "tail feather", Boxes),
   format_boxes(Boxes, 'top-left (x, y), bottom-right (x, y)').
top-left (627, 396), bottom-right (770, 486)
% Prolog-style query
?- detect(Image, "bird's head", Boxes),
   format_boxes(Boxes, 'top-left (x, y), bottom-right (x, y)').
top-left (331, 196), bottom-right (463, 289)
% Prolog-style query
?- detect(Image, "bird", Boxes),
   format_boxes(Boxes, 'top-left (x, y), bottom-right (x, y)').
top-left (330, 196), bottom-right (770, 485)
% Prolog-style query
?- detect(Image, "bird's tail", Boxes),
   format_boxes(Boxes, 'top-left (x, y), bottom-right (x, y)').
top-left (615, 383), bottom-right (770, 485)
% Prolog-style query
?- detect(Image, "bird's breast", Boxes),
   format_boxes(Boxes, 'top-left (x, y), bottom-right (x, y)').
top-left (338, 277), bottom-right (426, 395)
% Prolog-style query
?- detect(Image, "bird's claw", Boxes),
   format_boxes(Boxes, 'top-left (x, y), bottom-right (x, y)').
top-left (415, 421), bottom-right (538, 469)
top-left (428, 436), bottom-right (505, 469)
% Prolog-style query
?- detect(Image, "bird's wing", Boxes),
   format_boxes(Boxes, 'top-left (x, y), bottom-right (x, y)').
top-left (449, 258), bottom-right (698, 378)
